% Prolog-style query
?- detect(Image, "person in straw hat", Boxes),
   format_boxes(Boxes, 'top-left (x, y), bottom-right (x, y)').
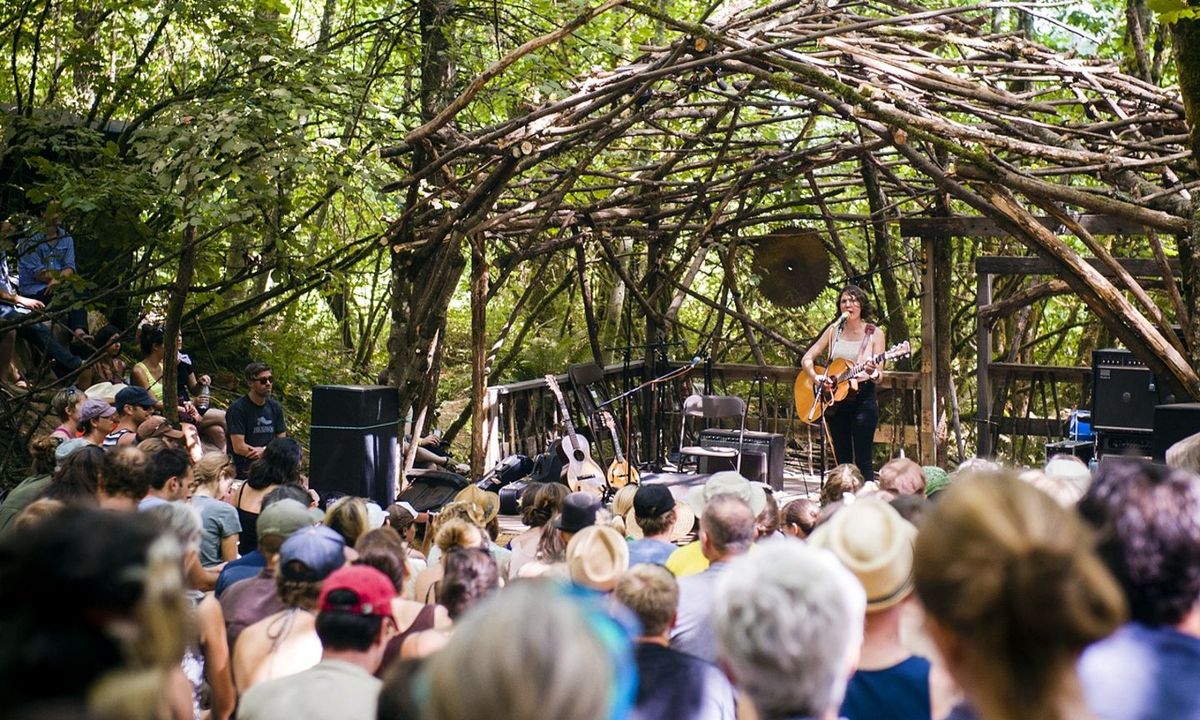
top-left (810, 496), bottom-right (958, 720)
top-left (566, 525), bottom-right (629, 593)
top-left (665, 471), bottom-right (765, 578)
top-left (626, 484), bottom-right (695, 566)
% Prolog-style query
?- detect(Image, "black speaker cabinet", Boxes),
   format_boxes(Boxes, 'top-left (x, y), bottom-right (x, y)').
top-left (1092, 349), bottom-right (1165, 432)
top-left (1152, 403), bottom-right (1200, 462)
top-left (309, 385), bottom-right (400, 507)
top-left (1095, 429), bottom-right (1153, 461)
top-left (1045, 439), bottom-right (1094, 465)
top-left (695, 429), bottom-right (785, 490)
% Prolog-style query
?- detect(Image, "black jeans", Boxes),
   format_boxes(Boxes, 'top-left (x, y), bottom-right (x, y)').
top-left (826, 381), bottom-right (878, 482)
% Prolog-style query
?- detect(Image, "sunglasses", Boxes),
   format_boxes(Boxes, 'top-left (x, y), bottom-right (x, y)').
top-left (253, 376), bottom-right (274, 384)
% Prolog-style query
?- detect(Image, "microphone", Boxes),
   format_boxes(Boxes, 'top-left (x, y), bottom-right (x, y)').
top-left (690, 356), bottom-right (703, 367)
top-left (835, 311), bottom-right (849, 327)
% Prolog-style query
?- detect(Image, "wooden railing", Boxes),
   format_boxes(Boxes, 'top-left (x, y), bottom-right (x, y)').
top-left (483, 361), bottom-right (923, 476)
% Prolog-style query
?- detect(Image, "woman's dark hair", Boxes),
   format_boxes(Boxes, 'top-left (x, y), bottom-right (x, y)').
top-left (315, 605), bottom-right (383, 652)
top-left (42, 445), bottom-right (105, 505)
top-left (781, 498), bottom-right (819, 537)
top-left (95, 324), bottom-right (122, 349)
top-left (246, 437), bottom-right (304, 490)
top-left (839, 284), bottom-right (871, 321)
top-left (263, 482), bottom-right (312, 508)
top-left (438, 547), bottom-right (499, 620)
top-left (139, 325), bottom-right (165, 357)
top-left (521, 482), bottom-right (568, 528)
top-left (353, 527), bottom-right (407, 591)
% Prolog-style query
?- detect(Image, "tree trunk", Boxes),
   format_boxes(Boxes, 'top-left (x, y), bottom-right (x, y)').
top-left (162, 223), bottom-right (197, 425)
top-left (1172, 19), bottom-right (1200, 367)
top-left (470, 239), bottom-right (488, 477)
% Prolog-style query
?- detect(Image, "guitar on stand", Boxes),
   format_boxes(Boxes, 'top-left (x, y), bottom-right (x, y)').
top-left (597, 410), bottom-right (639, 489)
top-left (545, 375), bottom-right (606, 496)
top-left (794, 341), bottom-right (912, 424)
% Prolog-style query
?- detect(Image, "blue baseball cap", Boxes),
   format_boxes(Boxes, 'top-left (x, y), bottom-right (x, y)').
top-left (279, 525), bottom-right (345, 582)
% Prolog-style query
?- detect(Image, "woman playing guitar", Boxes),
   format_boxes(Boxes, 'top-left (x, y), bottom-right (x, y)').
top-left (800, 285), bottom-right (886, 482)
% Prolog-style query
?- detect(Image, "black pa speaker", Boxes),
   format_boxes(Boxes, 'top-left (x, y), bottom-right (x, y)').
top-left (309, 385), bottom-right (400, 508)
top-left (1092, 349), bottom-right (1168, 432)
top-left (1152, 403), bottom-right (1200, 462)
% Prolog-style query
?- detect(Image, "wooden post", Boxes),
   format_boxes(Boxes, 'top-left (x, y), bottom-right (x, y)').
top-left (470, 239), bottom-right (488, 478)
top-left (920, 234), bottom-right (938, 465)
top-left (977, 267), bottom-right (994, 457)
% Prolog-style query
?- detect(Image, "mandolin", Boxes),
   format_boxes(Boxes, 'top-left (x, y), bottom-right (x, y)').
top-left (597, 410), bottom-right (639, 489)
top-left (794, 341), bottom-right (912, 424)
top-left (545, 375), bottom-right (606, 496)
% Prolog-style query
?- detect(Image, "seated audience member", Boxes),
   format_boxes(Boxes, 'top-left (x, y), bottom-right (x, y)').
top-left (1018, 468), bottom-right (1083, 508)
top-left (756, 488), bottom-right (781, 538)
top-left (354, 528), bottom-right (450, 677)
top-left (402, 546), bottom-right (500, 659)
top-left (90, 324), bottom-right (127, 383)
top-left (145, 501), bottom-right (236, 720)
top-left (878, 457), bottom-right (926, 496)
top-left (615, 563), bottom-right (736, 720)
top-left (949, 457), bottom-right (1000, 480)
top-left (713, 539), bottom-right (866, 720)
top-left (11, 498), bottom-right (65, 531)
top-left (18, 202), bottom-right (89, 340)
top-left (0, 435), bottom-right (59, 531)
top-left (104, 385), bottom-right (156, 447)
top-left (810, 497), bottom-right (954, 720)
top-left (889, 493), bottom-right (931, 527)
top-left (41, 441), bottom-right (104, 506)
top-left (820, 463), bottom-right (865, 507)
top-left (227, 361), bottom-right (287, 478)
top-left (566, 525), bottom-right (629, 593)
top-left (1043, 453), bottom-right (1092, 495)
top-left (325, 495), bottom-right (371, 548)
top-left (626, 484), bottom-right (694, 566)
top-left (219, 498), bottom-right (319, 651)
top-left (780, 498), bottom-right (819, 539)
top-left (234, 437), bottom-right (304, 556)
top-left (0, 237), bottom-right (83, 380)
top-left (48, 386), bottom-right (85, 440)
top-left (666, 472), bottom-right (766, 578)
top-left (384, 579), bottom-right (635, 720)
top-left (670, 494), bottom-right (757, 663)
top-left (452, 485), bottom-right (512, 576)
top-left (233, 525), bottom-right (346, 690)
top-left (507, 482), bottom-right (567, 578)
top-left (238, 565), bottom-right (396, 720)
top-left (77, 397), bottom-right (116, 445)
top-left (137, 414), bottom-right (187, 446)
top-left (915, 473), bottom-right (1125, 720)
top-left (191, 452), bottom-right (240, 568)
top-left (139, 446), bottom-right (193, 511)
top-left (413, 519), bottom-right (487, 603)
top-left (922, 466), bottom-right (950, 499)
top-left (609, 484), bottom-right (640, 537)
top-left (1077, 461), bottom-right (1200, 720)
top-left (517, 491), bottom-right (600, 580)
top-left (216, 483), bottom-right (314, 595)
top-left (98, 445), bottom-right (150, 511)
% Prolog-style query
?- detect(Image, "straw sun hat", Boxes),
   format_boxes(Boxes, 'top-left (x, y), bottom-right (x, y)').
top-left (808, 496), bottom-right (918, 611)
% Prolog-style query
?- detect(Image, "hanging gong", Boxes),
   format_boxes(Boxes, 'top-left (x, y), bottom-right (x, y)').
top-left (751, 229), bottom-right (830, 307)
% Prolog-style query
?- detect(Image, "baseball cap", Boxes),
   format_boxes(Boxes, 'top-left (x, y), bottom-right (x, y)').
top-left (55, 438), bottom-right (91, 467)
top-left (137, 416), bottom-right (185, 441)
top-left (318, 565), bottom-right (396, 617)
top-left (115, 386), bottom-right (156, 411)
top-left (257, 498), bottom-right (319, 541)
top-left (279, 525), bottom-right (346, 582)
top-left (78, 398), bottom-right (116, 423)
top-left (633, 484), bottom-right (674, 519)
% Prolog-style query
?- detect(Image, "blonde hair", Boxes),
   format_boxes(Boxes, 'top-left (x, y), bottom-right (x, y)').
top-left (12, 498), bottom-right (65, 532)
top-left (614, 564), bottom-right (678, 636)
top-left (435, 518), bottom-right (485, 557)
top-left (192, 452), bottom-right (234, 494)
top-left (915, 473), bottom-right (1125, 720)
top-left (325, 496), bottom-right (370, 546)
top-left (820, 464), bottom-right (864, 507)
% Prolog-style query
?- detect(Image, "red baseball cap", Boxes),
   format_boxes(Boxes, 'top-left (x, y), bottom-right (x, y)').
top-left (318, 565), bottom-right (396, 617)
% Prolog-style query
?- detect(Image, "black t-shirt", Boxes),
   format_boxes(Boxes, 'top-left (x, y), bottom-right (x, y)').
top-left (226, 395), bottom-right (286, 476)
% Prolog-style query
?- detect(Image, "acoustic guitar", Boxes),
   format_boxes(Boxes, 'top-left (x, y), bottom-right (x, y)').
top-left (545, 375), bottom-right (606, 496)
top-left (794, 341), bottom-right (912, 424)
top-left (598, 410), bottom-right (639, 489)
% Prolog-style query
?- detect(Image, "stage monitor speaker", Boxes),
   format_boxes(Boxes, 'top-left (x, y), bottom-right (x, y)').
top-left (1152, 403), bottom-right (1200, 462)
top-left (1095, 429), bottom-right (1153, 461)
top-left (310, 385), bottom-right (400, 508)
top-left (1092, 349), bottom-right (1168, 432)
top-left (695, 429), bottom-right (785, 491)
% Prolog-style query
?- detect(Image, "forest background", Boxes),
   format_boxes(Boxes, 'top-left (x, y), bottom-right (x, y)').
top-left (0, 0), bottom-right (1195, 484)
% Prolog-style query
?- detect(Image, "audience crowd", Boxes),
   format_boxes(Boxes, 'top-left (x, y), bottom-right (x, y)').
top-left (3, 385), bottom-right (1200, 720)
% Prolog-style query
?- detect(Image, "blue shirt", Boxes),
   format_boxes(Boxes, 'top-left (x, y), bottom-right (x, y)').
top-left (19, 228), bottom-right (76, 295)
top-left (215, 550), bottom-right (266, 597)
top-left (1080, 621), bottom-right (1200, 720)
top-left (841, 655), bottom-right (931, 720)
top-left (627, 538), bottom-right (676, 566)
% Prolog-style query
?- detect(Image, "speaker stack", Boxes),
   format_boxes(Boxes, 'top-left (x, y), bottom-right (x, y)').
top-left (309, 385), bottom-right (401, 507)
top-left (1091, 349), bottom-right (1165, 461)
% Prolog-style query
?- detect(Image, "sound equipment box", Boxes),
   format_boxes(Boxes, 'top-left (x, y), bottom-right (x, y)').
top-left (1095, 429), bottom-right (1153, 461)
top-left (1092, 349), bottom-right (1171, 433)
top-left (309, 385), bottom-right (401, 508)
top-left (397, 468), bottom-right (469, 512)
top-left (1152, 403), bottom-right (1200, 462)
top-left (696, 428), bottom-right (785, 490)
top-left (1045, 439), bottom-right (1093, 465)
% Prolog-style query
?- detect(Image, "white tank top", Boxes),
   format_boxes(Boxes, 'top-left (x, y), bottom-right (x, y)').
top-left (831, 336), bottom-right (863, 363)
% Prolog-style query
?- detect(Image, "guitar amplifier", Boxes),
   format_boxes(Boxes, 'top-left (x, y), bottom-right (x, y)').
top-left (1092, 349), bottom-right (1172, 432)
top-left (1095, 429), bottom-right (1153, 461)
top-left (696, 429), bottom-right (785, 491)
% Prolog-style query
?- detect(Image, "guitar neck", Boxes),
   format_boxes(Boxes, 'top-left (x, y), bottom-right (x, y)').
top-left (546, 377), bottom-right (579, 439)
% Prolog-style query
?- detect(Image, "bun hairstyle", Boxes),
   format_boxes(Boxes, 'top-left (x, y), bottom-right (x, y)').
top-left (521, 482), bottom-right (568, 528)
top-left (434, 518), bottom-right (484, 556)
top-left (915, 472), bottom-right (1125, 719)
top-left (438, 547), bottom-right (499, 620)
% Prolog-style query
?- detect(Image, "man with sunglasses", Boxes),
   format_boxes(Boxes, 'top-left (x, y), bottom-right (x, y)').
top-left (227, 361), bottom-right (287, 477)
